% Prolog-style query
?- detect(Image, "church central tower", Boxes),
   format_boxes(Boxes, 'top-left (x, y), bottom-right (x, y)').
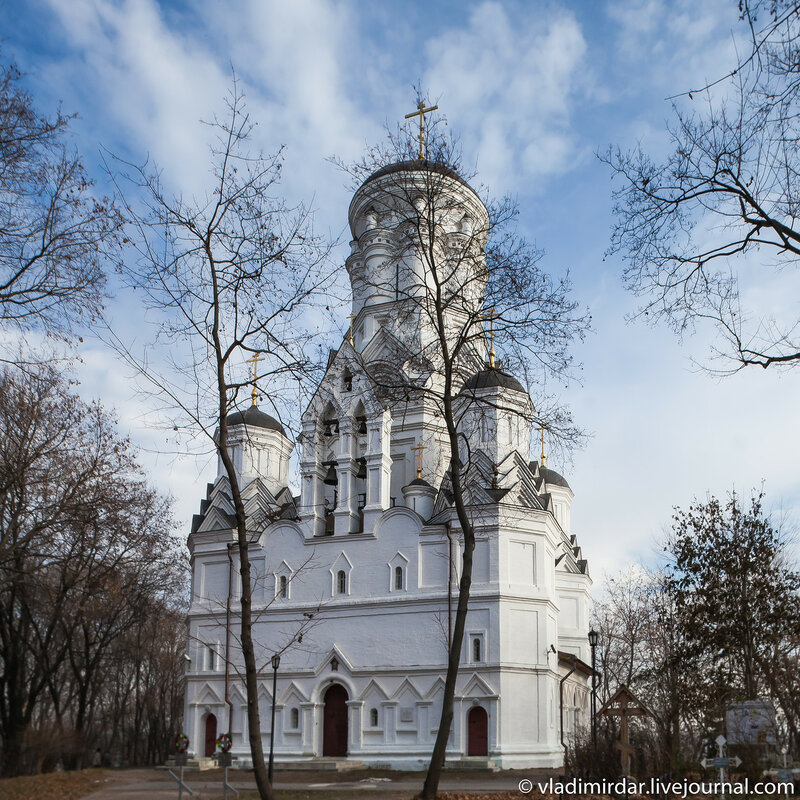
top-left (299, 159), bottom-right (496, 538)
top-left (346, 160), bottom-right (490, 368)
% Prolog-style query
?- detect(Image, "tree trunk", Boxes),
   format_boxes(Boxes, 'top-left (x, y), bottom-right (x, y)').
top-left (209, 252), bottom-right (274, 799)
top-left (420, 529), bottom-right (475, 799)
top-left (421, 385), bottom-right (476, 800)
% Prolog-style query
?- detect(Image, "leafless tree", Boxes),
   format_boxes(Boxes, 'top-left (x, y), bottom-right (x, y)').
top-left (602, 2), bottom-right (800, 371)
top-left (109, 79), bottom-right (335, 800)
top-left (0, 58), bottom-right (123, 352)
top-left (334, 112), bottom-right (590, 799)
top-left (0, 364), bottom-right (182, 776)
top-left (592, 567), bottom-right (696, 773)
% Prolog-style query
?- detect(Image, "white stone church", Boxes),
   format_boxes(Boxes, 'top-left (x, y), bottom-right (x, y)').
top-left (183, 157), bottom-right (593, 769)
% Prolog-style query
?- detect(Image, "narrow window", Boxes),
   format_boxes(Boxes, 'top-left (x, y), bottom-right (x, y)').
top-left (279, 575), bottom-right (287, 599)
top-left (394, 565), bottom-right (403, 590)
top-left (291, 708), bottom-right (299, 729)
top-left (208, 644), bottom-right (216, 671)
top-left (472, 637), bottom-right (482, 663)
top-left (370, 708), bottom-right (378, 727)
top-left (337, 569), bottom-right (347, 594)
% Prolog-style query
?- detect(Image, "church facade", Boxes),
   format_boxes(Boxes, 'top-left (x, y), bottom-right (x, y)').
top-left (183, 159), bottom-right (592, 770)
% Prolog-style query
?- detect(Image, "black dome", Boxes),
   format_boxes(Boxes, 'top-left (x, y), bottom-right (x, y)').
top-left (226, 405), bottom-right (286, 436)
top-left (406, 477), bottom-right (434, 489)
top-left (360, 159), bottom-right (470, 191)
top-left (460, 365), bottom-right (527, 395)
top-left (539, 466), bottom-right (570, 490)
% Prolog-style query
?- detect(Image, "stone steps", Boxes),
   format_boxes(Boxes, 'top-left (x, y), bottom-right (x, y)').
top-left (444, 757), bottom-right (501, 772)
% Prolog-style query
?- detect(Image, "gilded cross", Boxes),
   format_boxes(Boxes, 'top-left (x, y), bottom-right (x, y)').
top-left (405, 101), bottom-right (439, 160)
top-left (540, 425), bottom-right (546, 468)
top-left (414, 441), bottom-right (427, 480)
top-left (348, 312), bottom-right (355, 346)
top-left (486, 306), bottom-right (496, 368)
top-left (247, 351), bottom-right (263, 407)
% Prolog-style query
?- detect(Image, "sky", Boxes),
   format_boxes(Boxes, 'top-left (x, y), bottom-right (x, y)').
top-left (3, 0), bottom-right (799, 583)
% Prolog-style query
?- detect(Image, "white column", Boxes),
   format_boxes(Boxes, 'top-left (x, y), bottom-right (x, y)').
top-left (347, 700), bottom-right (364, 752)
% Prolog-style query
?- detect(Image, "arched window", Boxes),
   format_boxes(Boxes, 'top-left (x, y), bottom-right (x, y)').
top-left (337, 570), bottom-right (347, 594)
top-left (370, 707), bottom-right (378, 727)
top-left (279, 575), bottom-right (287, 599)
top-left (394, 565), bottom-right (403, 590)
top-left (290, 708), bottom-right (299, 729)
top-left (472, 637), bottom-right (482, 663)
top-left (207, 644), bottom-right (217, 671)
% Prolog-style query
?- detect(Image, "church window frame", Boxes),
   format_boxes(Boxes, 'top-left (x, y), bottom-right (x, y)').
top-left (388, 552), bottom-right (409, 593)
top-left (207, 643), bottom-right (218, 672)
top-left (290, 707), bottom-right (299, 729)
top-left (330, 553), bottom-right (353, 597)
top-left (369, 707), bottom-right (379, 727)
top-left (468, 632), bottom-right (485, 664)
top-left (274, 561), bottom-right (293, 601)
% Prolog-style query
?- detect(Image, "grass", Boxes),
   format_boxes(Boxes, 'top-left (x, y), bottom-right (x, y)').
top-left (0, 768), bottom-right (110, 800)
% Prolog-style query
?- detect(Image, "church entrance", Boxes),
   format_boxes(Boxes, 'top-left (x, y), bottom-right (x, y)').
top-left (322, 684), bottom-right (348, 757)
top-left (204, 713), bottom-right (217, 757)
top-left (467, 706), bottom-right (488, 756)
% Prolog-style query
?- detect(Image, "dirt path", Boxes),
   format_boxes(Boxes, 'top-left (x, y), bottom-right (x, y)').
top-left (77, 767), bottom-right (534, 800)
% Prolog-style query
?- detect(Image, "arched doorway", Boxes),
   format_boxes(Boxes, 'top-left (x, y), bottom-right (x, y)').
top-left (322, 684), bottom-right (348, 757)
top-left (204, 713), bottom-right (217, 757)
top-left (467, 706), bottom-right (488, 756)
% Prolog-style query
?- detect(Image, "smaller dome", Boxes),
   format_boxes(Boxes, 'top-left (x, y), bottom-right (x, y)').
top-left (406, 477), bottom-right (434, 489)
top-left (459, 365), bottom-right (527, 395)
top-left (226, 405), bottom-right (286, 436)
top-left (539, 466), bottom-right (570, 490)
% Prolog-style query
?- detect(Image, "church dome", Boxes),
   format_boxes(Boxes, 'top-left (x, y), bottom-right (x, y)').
top-left (539, 466), bottom-right (571, 490)
top-left (459, 365), bottom-right (527, 395)
top-left (360, 159), bottom-right (470, 191)
top-left (226, 405), bottom-right (286, 436)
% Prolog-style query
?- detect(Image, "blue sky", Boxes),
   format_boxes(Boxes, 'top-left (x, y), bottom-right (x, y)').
top-left (4, 0), bottom-right (798, 581)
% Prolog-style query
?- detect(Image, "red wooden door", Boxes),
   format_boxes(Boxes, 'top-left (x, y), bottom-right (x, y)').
top-left (322, 684), bottom-right (348, 757)
top-left (204, 713), bottom-right (217, 757)
top-left (467, 706), bottom-right (488, 756)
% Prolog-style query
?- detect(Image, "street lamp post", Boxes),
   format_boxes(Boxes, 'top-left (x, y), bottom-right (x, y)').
top-left (588, 628), bottom-right (599, 749)
top-left (268, 654), bottom-right (280, 783)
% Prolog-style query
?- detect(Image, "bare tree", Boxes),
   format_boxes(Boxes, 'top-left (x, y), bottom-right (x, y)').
top-left (0, 364), bottom-right (181, 776)
top-left (110, 79), bottom-right (335, 800)
top-left (591, 489), bottom-right (800, 772)
top-left (0, 58), bottom-right (123, 349)
top-left (593, 568), bottom-right (696, 773)
top-left (602, 2), bottom-right (800, 371)
top-left (334, 112), bottom-right (589, 799)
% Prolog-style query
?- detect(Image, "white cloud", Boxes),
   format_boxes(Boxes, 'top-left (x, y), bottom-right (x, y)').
top-left (423, 1), bottom-right (589, 191)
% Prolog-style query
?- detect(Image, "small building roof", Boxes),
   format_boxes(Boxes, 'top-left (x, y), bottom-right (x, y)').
top-left (460, 365), bottom-right (527, 395)
top-left (539, 466), bottom-right (571, 490)
top-left (226, 405), bottom-right (286, 436)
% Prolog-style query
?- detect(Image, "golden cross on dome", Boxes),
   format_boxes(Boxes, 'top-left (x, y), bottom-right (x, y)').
top-left (487, 306), bottom-right (496, 368)
top-left (540, 425), bottom-right (546, 468)
top-left (414, 441), bottom-right (427, 480)
top-left (247, 351), bottom-right (263, 407)
top-left (405, 100), bottom-right (439, 160)
top-left (348, 312), bottom-right (355, 346)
